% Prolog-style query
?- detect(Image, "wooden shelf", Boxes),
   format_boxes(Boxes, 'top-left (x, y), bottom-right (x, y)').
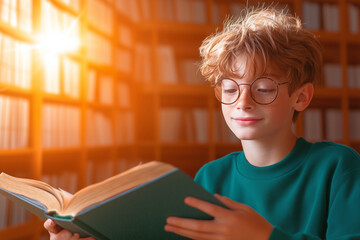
top-left (0, 219), bottom-right (42, 240)
top-left (1, 0), bottom-right (360, 238)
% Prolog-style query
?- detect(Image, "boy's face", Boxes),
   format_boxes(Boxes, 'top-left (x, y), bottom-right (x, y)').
top-left (221, 55), bottom-right (297, 142)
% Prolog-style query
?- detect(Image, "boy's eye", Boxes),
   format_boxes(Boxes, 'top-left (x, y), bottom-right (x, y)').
top-left (223, 88), bottom-right (238, 95)
top-left (255, 88), bottom-right (276, 94)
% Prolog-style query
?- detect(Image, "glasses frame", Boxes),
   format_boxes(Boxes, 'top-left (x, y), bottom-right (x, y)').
top-left (214, 77), bottom-right (289, 105)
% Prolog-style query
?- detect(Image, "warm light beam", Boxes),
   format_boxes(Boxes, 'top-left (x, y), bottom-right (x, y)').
top-left (35, 33), bottom-right (80, 54)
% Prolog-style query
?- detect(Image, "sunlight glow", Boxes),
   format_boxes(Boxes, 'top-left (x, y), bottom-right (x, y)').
top-left (35, 33), bottom-right (80, 54)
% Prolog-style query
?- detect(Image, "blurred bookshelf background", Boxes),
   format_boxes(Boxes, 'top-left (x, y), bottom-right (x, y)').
top-left (0, 0), bottom-right (359, 239)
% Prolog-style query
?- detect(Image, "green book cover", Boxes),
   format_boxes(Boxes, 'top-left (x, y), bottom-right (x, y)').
top-left (0, 167), bottom-right (225, 240)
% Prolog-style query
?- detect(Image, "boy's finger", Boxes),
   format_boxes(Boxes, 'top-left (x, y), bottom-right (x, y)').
top-left (184, 197), bottom-right (228, 218)
top-left (214, 194), bottom-right (247, 211)
top-left (44, 219), bottom-right (63, 233)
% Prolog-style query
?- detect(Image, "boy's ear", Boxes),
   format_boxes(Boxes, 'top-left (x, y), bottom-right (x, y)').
top-left (293, 83), bottom-right (314, 112)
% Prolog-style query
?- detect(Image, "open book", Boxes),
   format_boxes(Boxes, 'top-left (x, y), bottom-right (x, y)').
top-left (0, 161), bottom-right (224, 240)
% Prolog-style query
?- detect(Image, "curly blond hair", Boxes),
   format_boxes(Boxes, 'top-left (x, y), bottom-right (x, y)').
top-left (200, 7), bottom-right (323, 96)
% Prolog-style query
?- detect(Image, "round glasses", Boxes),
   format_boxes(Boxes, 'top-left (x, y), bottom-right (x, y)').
top-left (214, 77), bottom-right (289, 105)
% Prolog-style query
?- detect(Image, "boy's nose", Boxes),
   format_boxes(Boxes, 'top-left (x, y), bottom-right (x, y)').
top-left (235, 86), bottom-right (255, 110)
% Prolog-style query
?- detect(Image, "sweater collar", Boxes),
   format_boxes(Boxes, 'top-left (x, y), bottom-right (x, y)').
top-left (236, 137), bottom-right (312, 180)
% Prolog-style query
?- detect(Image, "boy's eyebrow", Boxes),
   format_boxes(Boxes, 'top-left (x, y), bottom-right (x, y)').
top-left (260, 73), bottom-right (283, 79)
top-left (222, 72), bottom-right (283, 80)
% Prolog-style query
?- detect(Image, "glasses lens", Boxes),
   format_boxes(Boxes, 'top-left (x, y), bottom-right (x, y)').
top-left (251, 78), bottom-right (278, 104)
top-left (215, 79), bottom-right (239, 104)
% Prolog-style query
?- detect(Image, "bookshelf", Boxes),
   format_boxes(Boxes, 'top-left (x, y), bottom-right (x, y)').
top-left (0, 0), bottom-right (359, 239)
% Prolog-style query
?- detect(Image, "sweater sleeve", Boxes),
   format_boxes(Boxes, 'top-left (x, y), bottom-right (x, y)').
top-left (269, 228), bottom-right (321, 240)
top-left (270, 167), bottom-right (360, 240)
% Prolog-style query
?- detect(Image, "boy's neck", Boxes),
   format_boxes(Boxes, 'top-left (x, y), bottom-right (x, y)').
top-left (241, 134), bottom-right (298, 167)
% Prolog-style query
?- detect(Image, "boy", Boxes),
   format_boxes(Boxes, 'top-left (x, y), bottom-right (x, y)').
top-left (45, 7), bottom-right (360, 240)
top-left (164, 7), bottom-right (360, 240)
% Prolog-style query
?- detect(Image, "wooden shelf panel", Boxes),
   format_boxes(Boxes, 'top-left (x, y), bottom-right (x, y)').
top-left (0, 219), bottom-right (42, 240)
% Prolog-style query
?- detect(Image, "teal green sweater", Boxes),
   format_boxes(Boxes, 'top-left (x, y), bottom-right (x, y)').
top-left (194, 138), bottom-right (360, 240)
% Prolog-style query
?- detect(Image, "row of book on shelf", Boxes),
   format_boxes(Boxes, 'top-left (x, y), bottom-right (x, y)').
top-left (304, 108), bottom-right (360, 141)
top-left (41, 0), bottom-right (80, 44)
top-left (0, 32), bottom-right (32, 89)
top-left (0, 0), bottom-right (32, 33)
top-left (134, 43), bottom-right (360, 88)
top-left (0, 157), bottom-right (136, 230)
top-left (42, 103), bottom-right (80, 148)
top-left (87, 70), bottom-right (131, 107)
top-left (0, 0), bottom-right (83, 35)
top-left (86, 110), bottom-right (134, 147)
top-left (87, 0), bottom-right (114, 35)
top-left (160, 108), bottom-right (239, 143)
top-left (135, 44), bottom-right (204, 85)
top-left (324, 63), bottom-right (360, 88)
top-left (116, 0), bottom-right (210, 24)
top-left (43, 107), bottom-right (135, 148)
top-left (0, 95), bottom-right (135, 149)
top-left (2, 96), bottom-right (360, 150)
top-left (302, 2), bottom-right (359, 33)
top-left (43, 56), bottom-right (80, 98)
top-left (3, 36), bottom-right (360, 98)
top-left (0, 95), bottom-right (29, 149)
top-left (114, 0), bottom-right (360, 35)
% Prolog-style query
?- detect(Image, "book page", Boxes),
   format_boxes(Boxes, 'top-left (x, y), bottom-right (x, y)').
top-left (0, 173), bottom-right (65, 212)
top-left (0, 161), bottom-right (175, 217)
top-left (61, 161), bottom-right (175, 216)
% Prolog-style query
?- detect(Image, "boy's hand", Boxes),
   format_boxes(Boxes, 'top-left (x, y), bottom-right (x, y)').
top-left (165, 194), bottom-right (273, 240)
top-left (44, 219), bottom-right (96, 240)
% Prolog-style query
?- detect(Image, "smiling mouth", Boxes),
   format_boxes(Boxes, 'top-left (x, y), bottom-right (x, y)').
top-left (232, 118), bottom-right (262, 126)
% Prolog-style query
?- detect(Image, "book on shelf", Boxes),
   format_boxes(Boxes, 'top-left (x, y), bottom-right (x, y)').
top-left (229, 3), bottom-right (246, 18)
top-left (86, 159), bottom-right (114, 186)
top-left (160, 108), bottom-right (182, 142)
top-left (302, 2), bottom-right (320, 30)
top-left (0, 161), bottom-right (224, 239)
top-left (86, 110), bottom-right (113, 146)
top-left (43, 53), bottom-right (61, 94)
top-left (99, 75), bottom-right (114, 105)
top-left (347, 65), bottom-right (360, 88)
top-left (87, 0), bottom-right (113, 35)
top-left (41, 0), bottom-right (80, 45)
top-left (324, 63), bottom-right (342, 88)
top-left (0, 95), bottom-right (29, 149)
top-left (157, 45), bottom-right (178, 84)
top-left (213, 110), bottom-right (239, 143)
top-left (117, 24), bottom-right (133, 48)
top-left (0, 33), bottom-right (32, 89)
top-left (0, 0), bottom-right (32, 32)
top-left (304, 108), bottom-right (323, 141)
top-left (42, 172), bottom-right (78, 197)
top-left (302, 2), bottom-right (340, 32)
top-left (116, 48), bottom-right (132, 74)
top-left (63, 57), bottom-right (80, 98)
top-left (349, 4), bottom-right (359, 34)
top-left (187, 108), bottom-right (209, 143)
top-left (349, 110), bottom-right (360, 140)
top-left (326, 109), bottom-right (343, 141)
top-left (117, 82), bottom-right (131, 108)
top-left (87, 69), bottom-right (97, 102)
top-left (0, 194), bottom-right (8, 229)
top-left (116, 112), bottom-right (134, 144)
top-left (134, 43), bottom-right (152, 83)
top-left (323, 3), bottom-right (339, 32)
top-left (157, 0), bottom-right (206, 23)
top-left (181, 59), bottom-right (204, 85)
top-left (86, 31), bottom-right (112, 66)
top-left (116, 0), bottom-right (141, 22)
top-left (42, 103), bottom-right (80, 148)
top-left (160, 108), bottom-right (209, 143)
